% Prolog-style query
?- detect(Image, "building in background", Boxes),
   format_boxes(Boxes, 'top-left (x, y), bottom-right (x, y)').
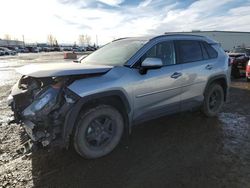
top-left (165, 31), bottom-right (250, 51)
top-left (0, 39), bottom-right (24, 47)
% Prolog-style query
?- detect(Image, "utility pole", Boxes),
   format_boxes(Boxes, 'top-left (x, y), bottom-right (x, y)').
top-left (22, 35), bottom-right (25, 47)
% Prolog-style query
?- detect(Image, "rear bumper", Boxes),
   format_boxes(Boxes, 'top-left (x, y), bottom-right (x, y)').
top-left (246, 72), bottom-right (250, 78)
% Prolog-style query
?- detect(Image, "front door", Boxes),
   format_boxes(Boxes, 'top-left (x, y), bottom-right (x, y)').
top-left (132, 41), bottom-right (183, 122)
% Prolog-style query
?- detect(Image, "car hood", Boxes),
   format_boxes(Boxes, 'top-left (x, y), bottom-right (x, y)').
top-left (16, 63), bottom-right (113, 77)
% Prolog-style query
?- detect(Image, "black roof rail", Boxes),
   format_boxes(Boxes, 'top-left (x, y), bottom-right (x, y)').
top-left (149, 33), bottom-right (215, 42)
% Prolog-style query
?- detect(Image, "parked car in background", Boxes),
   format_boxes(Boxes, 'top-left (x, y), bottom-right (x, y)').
top-left (8, 34), bottom-right (230, 159)
top-left (40, 47), bottom-right (50, 52)
top-left (52, 47), bottom-right (61, 52)
top-left (0, 47), bottom-right (17, 55)
top-left (232, 47), bottom-right (250, 56)
top-left (25, 46), bottom-right (40, 53)
top-left (85, 46), bottom-right (97, 51)
top-left (228, 47), bottom-right (250, 78)
top-left (62, 46), bottom-right (72, 51)
top-left (246, 60), bottom-right (250, 82)
top-left (0, 49), bottom-right (5, 56)
top-left (7, 46), bottom-right (18, 52)
top-left (16, 47), bottom-right (29, 53)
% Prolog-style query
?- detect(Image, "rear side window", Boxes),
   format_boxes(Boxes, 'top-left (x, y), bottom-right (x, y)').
top-left (200, 42), bottom-right (209, 60)
top-left (176, 40), bottom-right (203, 63)
top-left (202, 42), bottom-right (218, 59)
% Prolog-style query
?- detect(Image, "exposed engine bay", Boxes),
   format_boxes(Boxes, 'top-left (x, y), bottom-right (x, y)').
top-left (8, 75), bottom-right (93, 147)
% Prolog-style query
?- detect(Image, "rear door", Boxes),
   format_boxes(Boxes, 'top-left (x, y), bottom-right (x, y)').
top-left (175, 40), bottom-right (218, 110)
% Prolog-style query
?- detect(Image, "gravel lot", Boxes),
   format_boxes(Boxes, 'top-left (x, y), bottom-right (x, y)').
top-left (0, 53), bottom-right (250, 187)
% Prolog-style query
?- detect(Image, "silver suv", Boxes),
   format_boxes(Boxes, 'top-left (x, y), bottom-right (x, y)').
top-left (8, 34), bottom-right (231, 159)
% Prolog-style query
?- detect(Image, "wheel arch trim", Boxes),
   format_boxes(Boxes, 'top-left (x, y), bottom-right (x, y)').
top-left (62, 90), bottom-right (131, 147)
top-left (204, 74), bottom-right (229, 101)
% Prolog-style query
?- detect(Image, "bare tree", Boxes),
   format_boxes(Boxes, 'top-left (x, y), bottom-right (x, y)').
top-left (85, 35), bottom-right (91, 45)
top-left (48, 34), bottom-right (55, 46)
top-left (4, 34), bottom-right (11, 40)
top-left (47, 34), bottom-right (59, 47)
top-left (78, 35), bottom-right (85, 46)
top-left (241, 43), bottom-right (246, 48)
top-left (54, 39), bottom-right (59, 47)
top-left (78, 34), bottom-right (91, 46)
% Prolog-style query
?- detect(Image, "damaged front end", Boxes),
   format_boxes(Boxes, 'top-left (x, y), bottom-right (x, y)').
top-left (8, 76), bottom-right (79, 147)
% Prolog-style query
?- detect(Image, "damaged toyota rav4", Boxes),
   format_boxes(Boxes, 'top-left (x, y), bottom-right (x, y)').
top-left (8, 34), bottom-right (231, 159)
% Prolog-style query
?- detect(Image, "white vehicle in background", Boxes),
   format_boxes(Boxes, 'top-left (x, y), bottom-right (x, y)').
top-left (0, 47), bottom-right (17, 55)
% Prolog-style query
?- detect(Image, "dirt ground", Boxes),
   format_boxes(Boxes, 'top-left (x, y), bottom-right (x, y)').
top-left (0, 53), bottom-right (250, 188)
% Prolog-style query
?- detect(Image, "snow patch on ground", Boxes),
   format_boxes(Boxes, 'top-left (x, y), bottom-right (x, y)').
top-left (218, 112), bottom-right (247, 126)
top-left (0, 115), bottom-right (12, 126)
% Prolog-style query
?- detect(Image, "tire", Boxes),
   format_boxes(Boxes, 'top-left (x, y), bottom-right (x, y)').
top-left (202, 84), bottom-right (224, 117)
top-left (74, 105), bottom-right (124, 159)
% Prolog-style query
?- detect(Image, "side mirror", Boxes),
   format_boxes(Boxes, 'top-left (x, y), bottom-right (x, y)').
top-left (140, 57), bottom-right (163, 74)
top-left (73, 54), bottom-right (88, 63)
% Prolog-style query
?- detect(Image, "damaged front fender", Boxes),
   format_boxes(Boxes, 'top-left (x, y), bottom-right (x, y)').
top-left (9, 67), bottom-right (107, 148)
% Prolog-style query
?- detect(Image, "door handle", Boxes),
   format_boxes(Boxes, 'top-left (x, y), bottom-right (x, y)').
top-left (171, 72), bottom-right (182, 79)
top-left (205, 64), bottom-right (213, 70)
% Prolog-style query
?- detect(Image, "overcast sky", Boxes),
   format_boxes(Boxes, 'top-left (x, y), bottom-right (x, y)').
top-left (0, 0), bottom-right (250, 45)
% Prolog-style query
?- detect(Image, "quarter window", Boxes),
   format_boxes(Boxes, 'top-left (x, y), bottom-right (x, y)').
top-left (200, 42), bottom-right (209, 60)
top-left (176, 40), bottom-right (203, 63)
top-left (202, 42), bottom-right (218, 59)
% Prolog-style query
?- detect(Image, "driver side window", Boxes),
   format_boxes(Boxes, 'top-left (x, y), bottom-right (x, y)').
top-left (141, 41), bottom-right (176, 66)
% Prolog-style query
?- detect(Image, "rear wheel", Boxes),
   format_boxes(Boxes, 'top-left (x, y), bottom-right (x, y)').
top-left (74, 105), bottom-right (124, 159)
top-left (202, 84), bottom-right (224, 117)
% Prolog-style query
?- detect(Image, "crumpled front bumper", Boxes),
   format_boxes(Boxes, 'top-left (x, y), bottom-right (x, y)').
top-left (7, 94), bottom-right (14, 106)
top-left (21, 120), bottom-right (55, 147)
top-left (22, 120), bottom-right (37, 141)
top-left (9, 83), bottom-right (79, 148)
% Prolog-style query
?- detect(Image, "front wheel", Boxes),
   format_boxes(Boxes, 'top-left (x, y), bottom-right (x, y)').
top-left (74, 105), bottom-right (124, 159)
top-left (202, 84), bottom-right (224, 117)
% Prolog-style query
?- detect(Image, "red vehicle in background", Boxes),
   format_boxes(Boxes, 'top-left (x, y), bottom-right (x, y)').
top-left (228, 47), bottom-right (250, 78)
top-left (246, 60), bottom-right (250, 82)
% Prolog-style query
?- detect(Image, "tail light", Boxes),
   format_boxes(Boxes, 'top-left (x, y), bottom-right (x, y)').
top-left (246, 61), bottom-right (250, 77)
top-left (228, 57), bottom-right (234, 66)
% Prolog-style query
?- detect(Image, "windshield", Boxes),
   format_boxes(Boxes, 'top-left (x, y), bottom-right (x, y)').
top-left (80, 39), bottom-right (147, 66)
top-left (246, 49), bottom-right (250, 56)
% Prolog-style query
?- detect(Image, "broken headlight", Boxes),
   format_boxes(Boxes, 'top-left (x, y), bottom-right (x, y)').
top-left (23, 86), bottom-right (60, 117)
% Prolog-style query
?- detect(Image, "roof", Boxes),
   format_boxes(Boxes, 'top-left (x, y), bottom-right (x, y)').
top-left (165, 30), bottom-right (250, 34)
top-left (113, 34), bottom-right (215, 44)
